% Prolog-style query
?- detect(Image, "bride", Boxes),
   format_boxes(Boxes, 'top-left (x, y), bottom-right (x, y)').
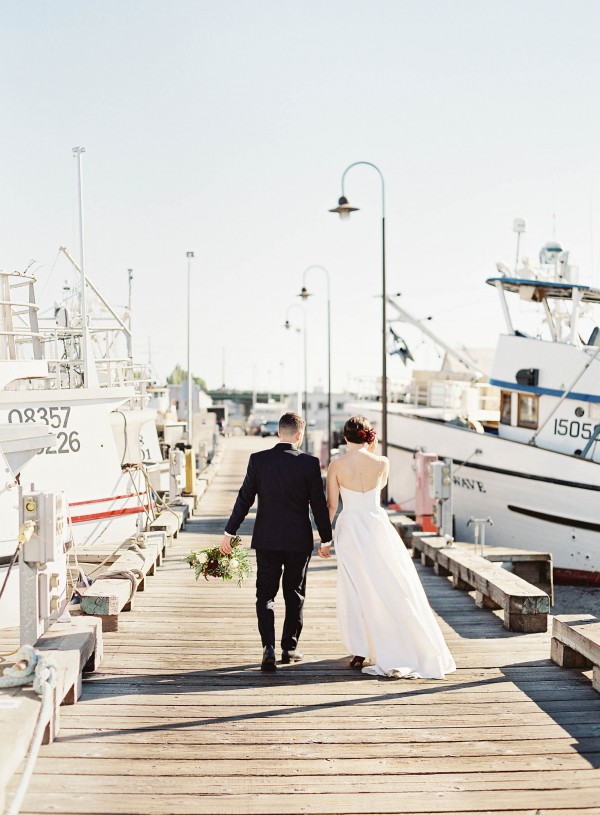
top-left (321, 415), bottom-right (456, 679)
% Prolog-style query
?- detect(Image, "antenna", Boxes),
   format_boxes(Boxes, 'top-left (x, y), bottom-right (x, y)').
top-left (513, 218), bottom-right (527, 273)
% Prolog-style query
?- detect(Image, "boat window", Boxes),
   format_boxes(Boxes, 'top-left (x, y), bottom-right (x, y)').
top-left (517, 394), bottom-right (539, 429)
top-left (500, 391), bottom-right (512, 425)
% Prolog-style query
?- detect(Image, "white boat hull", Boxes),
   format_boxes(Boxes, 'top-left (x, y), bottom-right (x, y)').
top-left (0, 388), bottom-right (149, 551)
top-left (359, 407), bottom-right (600, 583)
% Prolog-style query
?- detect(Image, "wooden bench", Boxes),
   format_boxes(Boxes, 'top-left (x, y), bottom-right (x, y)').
top-left (150, 507), bottom-right (184, 542)
top-left (75, 531), bottom-right (167, 581)
top-left (172, 502), bottom-right (190, 527)
top-left (411, 533), bottom-right (553, 601)
top-left (551, 615), bottom-right (600, 692)
top-left (78, 532), bottom-right (166, 631)
top-left (411, 534), bottom-right (550, 633)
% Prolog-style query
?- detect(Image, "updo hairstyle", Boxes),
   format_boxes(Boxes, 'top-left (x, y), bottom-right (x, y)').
top-left (343, 416), bottom-right (376, 445)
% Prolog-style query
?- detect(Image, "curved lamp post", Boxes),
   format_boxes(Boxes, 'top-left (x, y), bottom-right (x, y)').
top-left (298, 265), bottom-right (331, 458)
top-left (284, 303), bottom-right (308, 451)
top-left (329, 161), bottom-right (388, 503)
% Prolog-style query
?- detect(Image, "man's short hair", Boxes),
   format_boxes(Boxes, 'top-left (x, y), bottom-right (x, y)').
top-left (279, 412), bottom-right (306, 435)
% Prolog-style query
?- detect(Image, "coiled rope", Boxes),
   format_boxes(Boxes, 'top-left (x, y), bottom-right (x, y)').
top-left (2, 646), bottom-right (58, 815)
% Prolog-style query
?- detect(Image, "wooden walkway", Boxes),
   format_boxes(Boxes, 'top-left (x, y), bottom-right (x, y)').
top-left (13, 437), bottom-right (600, 814)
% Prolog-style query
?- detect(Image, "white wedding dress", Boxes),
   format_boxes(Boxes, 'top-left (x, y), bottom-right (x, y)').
top-left (335, 485), bottom-right (456, 679)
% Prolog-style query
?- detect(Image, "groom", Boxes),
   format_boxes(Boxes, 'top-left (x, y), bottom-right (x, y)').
top-left (220, 412), bottom-right (332, 671)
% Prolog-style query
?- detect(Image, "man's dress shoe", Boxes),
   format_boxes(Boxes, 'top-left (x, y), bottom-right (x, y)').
top-left (261, 645), bottom-right (277, 671)
top-left (281, 649), bottom-right (304, 664)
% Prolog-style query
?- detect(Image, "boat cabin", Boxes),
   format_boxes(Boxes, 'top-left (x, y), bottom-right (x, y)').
top-left (487, 249), bottom-right (600, 462)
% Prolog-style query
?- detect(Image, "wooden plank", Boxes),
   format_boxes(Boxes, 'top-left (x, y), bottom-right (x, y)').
top-left (0, 693), bottom-right (39, 813)
top-left (30, 751), bottom-right (600, 775)
top-left (12, 787), bottom-right (600, 814)
top-left (20, 768), bottom-right (600, 793)
top-left (29, 736), bottom-right (600, 759)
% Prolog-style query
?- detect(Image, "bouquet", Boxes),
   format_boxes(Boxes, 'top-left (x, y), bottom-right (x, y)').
top-left (184, 536), bottom-right (253, 587)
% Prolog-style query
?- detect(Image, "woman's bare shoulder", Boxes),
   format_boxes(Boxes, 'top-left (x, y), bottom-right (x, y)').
top-left (368, 451), bottom-right (388, 463)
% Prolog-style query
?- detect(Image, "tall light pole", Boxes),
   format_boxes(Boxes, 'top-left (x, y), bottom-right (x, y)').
top-left (329, 161), bottom-right (388, 503)
top-left (186, 251), bottom-right (194, 444)
top-left (72, 146), bottom-right (90, 387)
top-left (298, 265), bottom-right (332, 459)
top-left (284, 303), bottom-right (308, 451)
top-left (127, 268), bottom-right (133, 362)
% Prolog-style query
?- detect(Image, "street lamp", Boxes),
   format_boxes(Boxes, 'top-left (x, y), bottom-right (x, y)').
top-left (329, 161), bottom-right (388, 503)
top-left (297, 265), bottom-right (332, 459)
top-left (186, 251), bottom-right (194, 444)
top-left (284, 303), bottom-right (308, 451)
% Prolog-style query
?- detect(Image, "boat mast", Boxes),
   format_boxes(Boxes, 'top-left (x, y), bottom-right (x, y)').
top-left (72, 147), bottom-right (90, 387)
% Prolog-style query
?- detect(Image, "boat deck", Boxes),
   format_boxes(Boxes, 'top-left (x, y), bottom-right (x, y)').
top-left (12, 436), bottom-right (600, 814)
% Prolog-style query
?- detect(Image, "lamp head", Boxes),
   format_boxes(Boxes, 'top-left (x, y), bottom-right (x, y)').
top-left (298, 287), bottom-right (311, 300)
top-left (329, 196), bottom-right (359, 220)
top-left (284, 320), bottom-right (291, 330)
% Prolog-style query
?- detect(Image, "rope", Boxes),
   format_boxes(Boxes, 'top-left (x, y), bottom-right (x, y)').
top-left (0, 525), bottom-right (36, 660)
top-left (124, 465), bottom-right (153, 524)
top-left (137, 461), bottom-right (181, 523)
top-left (0, 522), bottom-right (35, 607)
top-left (126, 541), bottom-right (147, 557)
top-left (85, 540), bottom-right (134, 579)
top-left (0, 543), bottom-right (21, 605)
top-left (80, 568), bottom-right (142, 602)
top-left (3, 647), bottom-right (58, 815)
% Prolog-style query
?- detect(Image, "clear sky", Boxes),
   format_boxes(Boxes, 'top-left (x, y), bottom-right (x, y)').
top-left (3, 1), bottom-right (600, 395)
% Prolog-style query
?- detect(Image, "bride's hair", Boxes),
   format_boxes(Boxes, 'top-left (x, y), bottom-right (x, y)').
top-left (343, 416), bottom-right (376, 445)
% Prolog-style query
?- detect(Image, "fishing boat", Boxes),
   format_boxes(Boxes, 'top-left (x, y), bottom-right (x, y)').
top-left (0, 263), bottom-right (162, 628)
top-left (356, 228), bottom-right (600, 584)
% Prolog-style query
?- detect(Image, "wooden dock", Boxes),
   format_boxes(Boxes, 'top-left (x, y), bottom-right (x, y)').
top-left (9, 436), bottom-right (600, 814)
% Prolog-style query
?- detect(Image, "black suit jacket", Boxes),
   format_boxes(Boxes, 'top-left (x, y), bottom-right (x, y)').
top-left (225, 443), bottom-right (332, 552)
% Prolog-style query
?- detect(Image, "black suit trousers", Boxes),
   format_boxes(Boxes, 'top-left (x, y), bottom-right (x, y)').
top-left (255, 549), bottom-right (312, 651)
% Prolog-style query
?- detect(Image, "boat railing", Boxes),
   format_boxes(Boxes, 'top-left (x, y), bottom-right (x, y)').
top-left (404, 378), bottom-right (500, 418)
top-left (0, 271), bottom-right (44, 363)
top-left (8, 320), bottom-right (147, 400)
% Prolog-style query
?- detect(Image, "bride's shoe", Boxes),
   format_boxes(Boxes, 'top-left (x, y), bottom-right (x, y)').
top-left (349, 656), bottom-right (365, 669)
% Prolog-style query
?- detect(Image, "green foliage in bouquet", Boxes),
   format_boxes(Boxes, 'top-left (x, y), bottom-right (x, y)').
top-left (184, 536), bottom-right (253, 587)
